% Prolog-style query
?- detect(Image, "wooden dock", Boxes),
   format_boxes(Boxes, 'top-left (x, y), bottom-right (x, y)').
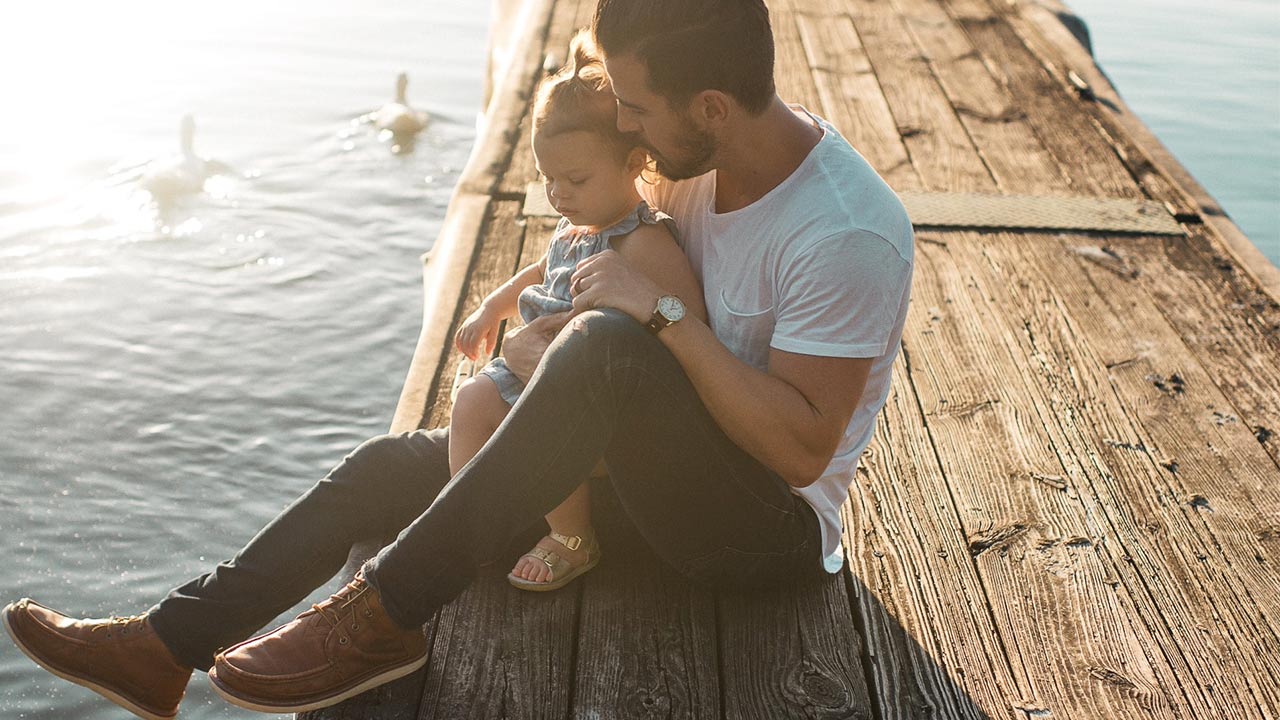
top-left (304, 0), bottom-right (1280, 717)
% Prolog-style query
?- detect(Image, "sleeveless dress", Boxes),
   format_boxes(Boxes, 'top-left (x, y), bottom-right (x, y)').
top-left (477, 200), bottom-right (679, 406)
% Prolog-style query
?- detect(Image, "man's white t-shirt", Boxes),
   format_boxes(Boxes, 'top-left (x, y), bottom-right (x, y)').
top-left (641, 107), bottom-right (914, 573)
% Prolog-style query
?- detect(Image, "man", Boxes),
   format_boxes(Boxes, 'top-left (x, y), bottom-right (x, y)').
top-left (2, 0), bottom-right (913, 716)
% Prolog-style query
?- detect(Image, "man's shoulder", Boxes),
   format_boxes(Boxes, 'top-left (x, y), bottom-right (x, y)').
top-left (784, 139), bottom-right (913, 262)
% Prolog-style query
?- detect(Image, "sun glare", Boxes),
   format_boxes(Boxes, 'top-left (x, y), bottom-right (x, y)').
top-left (1, 1), bottom-right (263, 171)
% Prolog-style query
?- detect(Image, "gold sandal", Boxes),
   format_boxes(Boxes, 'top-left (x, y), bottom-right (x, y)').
top-left (507, 531), bottom-right (601, 592)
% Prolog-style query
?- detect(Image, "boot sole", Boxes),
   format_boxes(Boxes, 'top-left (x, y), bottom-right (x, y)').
top-left (2, 603), bottom-right (177, 720)
top-left (207, 650), bottom-right (429, 714)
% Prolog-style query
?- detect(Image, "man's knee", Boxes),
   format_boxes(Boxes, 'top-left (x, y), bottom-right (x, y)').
top-left (561, 308), bottom-right (650, 355)
top-left (329, 431), bottom-right (447, 493)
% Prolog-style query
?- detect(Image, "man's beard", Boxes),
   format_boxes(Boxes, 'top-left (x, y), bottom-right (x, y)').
top-left (647, 121), bottom-right (717, 181)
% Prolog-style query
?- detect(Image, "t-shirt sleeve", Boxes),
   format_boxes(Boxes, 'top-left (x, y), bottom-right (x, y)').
top-left (771, 230), bottom-right (912, 358)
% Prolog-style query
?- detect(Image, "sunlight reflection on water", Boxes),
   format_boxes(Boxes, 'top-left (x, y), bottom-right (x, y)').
top-left (0, 1), bottom-right (486, 718)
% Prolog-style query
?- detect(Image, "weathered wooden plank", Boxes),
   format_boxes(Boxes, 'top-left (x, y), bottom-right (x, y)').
top-left (987, 232), bottom-right (1280, 707)
top-left (860, 0), bottom-right (1269, 707)
top-left (416, 568), bottom-right (579, 719)
top-left (497, 0), bottom-right (584, 199)
top-left (848, 361), bottom-right (1026, 719)
top-left (840, 11), bottom-right (1227, 705)
top-left (922, 7), bottom-right (1280, 708)
top-left (940, 0), bottom-right (1140, 199)
top-left (789, 3), bottom-right (1041, 716)
top-left (718, 573), bottom-right (876, 719)
top-left (842, 0), bottom-right (993, 192)
top-left (907, 233), bottom-right (1203, 718)
top-left (1118, 226), bottom-right (1280, 468)
top-left (500, 109), bottom-right (538, 199)
top-left (423, 200), bottom-right (527, 429)
top-left (571, 480), bottom-right (721, 719)
top-left (459, 0), bottom-right (555, 198)
top-left (991, 0), bottom-right (1200, 221)
top-left (886, 0), bottom-right (1066, 192)
top-left (793, 10), bottom-right (917, 191)
top-left (769, 0), bottom-right (824, 112)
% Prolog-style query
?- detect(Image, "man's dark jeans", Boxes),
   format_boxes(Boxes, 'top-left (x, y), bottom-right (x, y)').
top-left (149, 309), bottom-right (825, 670)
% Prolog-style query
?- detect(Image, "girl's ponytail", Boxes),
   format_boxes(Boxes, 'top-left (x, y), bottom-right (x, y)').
top-left (532, 28), bottom-right (640, 160)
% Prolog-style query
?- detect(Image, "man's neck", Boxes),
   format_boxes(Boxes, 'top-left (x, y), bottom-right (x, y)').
top-left (713, 97), bottom-right (822, 214)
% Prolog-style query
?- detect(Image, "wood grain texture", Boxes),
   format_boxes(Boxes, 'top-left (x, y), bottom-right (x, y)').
top-left (1118, 226), bottom-right (1280, 469)
top-left (886, 0), bottom-right (1065, 192)
top-left (423, 200), bottom-right (527, 429)
top-left (849, 361), bottom-right (1023, 719)
top-left (572, 484), bottom-right (720, 719)
top-left (843, 0), bottom-right (992, 193)
top-left (990, 0), bottom-right (1199, 220)
top-left (929, 7), bottom-right (1280, 710)
top-left (793, 10), bottom-right (917, 192)
top-left (497, 0), bottom-right (584, 198)
top-left (719, 573), bottom-right (876, 720)
top-left (939, 0), bottom-right (1139, 199)
top-left (416, 569), bottom-right (580, 720)
top-left (990, 231), bottom-right (1280, 710)
top-left (770, 0), bottom-right (824, 111)
top-left (907, 232), bottom-right (1202, 718)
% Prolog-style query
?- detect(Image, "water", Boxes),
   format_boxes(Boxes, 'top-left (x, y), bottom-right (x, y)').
top-left (1067, 0), bottom-right (1280, 266)
top-left (0, 1), bottom-right (485, 717)
top-left (0, 1), bottom-right (1276, 718)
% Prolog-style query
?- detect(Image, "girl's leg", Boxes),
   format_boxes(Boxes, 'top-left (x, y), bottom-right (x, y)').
top-left (365, 309), bottom-right (825, 630)
top-left (511, 481), bottom-right (595, 582)
top-left (453, 375), bottom-right (598, 584)
top-left (449, 376), bottom-right (512, 476)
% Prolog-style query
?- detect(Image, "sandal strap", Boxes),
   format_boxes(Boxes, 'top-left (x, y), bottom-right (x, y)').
top-left (528, 546), bottom-right (559, 571)
top-left (549, 531), bottom-right (584, 551)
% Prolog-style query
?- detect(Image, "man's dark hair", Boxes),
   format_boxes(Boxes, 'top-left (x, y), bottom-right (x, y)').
top-left (593, 0), bottom-right (776, 115)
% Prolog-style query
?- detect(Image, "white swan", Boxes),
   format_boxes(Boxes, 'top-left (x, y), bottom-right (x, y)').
top-left (374, 73), bottom-right (429, 135)
top-left (140, 115), bottom-right (210, 199)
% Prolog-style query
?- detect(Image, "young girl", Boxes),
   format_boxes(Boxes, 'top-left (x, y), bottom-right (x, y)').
top-left (449, 31), bottom-right (707, 592)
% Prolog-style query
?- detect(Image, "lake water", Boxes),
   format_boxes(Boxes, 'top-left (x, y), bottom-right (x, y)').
top-left (0, 1), bottom-right (486, 717)
top-left (0, 1), bottom-right (1276, 718)
top-left (1067, 0), bottom-right (1280, 265)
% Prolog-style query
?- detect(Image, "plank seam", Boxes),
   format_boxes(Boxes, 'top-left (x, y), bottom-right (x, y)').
top-left (971, 234), bottom-right (1276, 713)
top-left (840, 559), bottom-right (890, 720)
top-left (898, 342), bottom-right (1038, 714)
top-left (882, 0), bottom-right (1003, 192)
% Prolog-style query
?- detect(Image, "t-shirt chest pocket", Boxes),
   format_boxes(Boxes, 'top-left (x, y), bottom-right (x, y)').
top-left (714, 287), bottom-right (776, 371)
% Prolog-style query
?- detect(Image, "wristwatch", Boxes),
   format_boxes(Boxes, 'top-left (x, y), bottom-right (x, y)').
top-left (645, 295), bottom-right (686, 334)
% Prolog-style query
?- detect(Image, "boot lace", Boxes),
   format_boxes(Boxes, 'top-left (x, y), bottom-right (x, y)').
top-left (311, 578), bottom-right (372, 631)
top-left (89, 613), bottom-right (148, 637)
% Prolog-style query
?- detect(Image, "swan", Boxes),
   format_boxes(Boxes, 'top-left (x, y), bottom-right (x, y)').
top-left (374, 73), bottom-right (429, 135)
top-left (140, 115), bottom-right (210, 199)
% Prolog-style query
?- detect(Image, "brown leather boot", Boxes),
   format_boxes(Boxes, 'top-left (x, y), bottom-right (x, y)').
top-left (208, 572), bottom-right (427, 713)
top-left (2, 599), bottom-right (193, 720)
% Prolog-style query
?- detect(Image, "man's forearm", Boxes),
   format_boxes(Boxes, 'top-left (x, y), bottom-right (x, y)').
top-left (655, 319), bottom-right (845, 488)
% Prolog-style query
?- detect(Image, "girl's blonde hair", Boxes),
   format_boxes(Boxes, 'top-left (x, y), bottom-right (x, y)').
top-left (533, 29), bottom-right (640, 161)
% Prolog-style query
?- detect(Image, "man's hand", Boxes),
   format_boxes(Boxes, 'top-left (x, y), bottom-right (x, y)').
top-left (500, 311), bottom-right (573, 383)
top-left (569, 250), bottom-right (661, 323)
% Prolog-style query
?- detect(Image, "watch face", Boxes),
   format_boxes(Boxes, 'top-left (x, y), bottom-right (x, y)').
top-left (657, 295), bottom-right (685, 322)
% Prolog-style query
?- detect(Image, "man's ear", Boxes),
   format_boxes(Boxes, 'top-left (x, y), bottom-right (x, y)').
top-left (625, 147), bottom-right (648, 176)
top-left (692, 89), bottom-right (732, 127)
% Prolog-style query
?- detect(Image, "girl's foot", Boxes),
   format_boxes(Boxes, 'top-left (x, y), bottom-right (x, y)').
top-left (507, 532), bottom-right (601, 592)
